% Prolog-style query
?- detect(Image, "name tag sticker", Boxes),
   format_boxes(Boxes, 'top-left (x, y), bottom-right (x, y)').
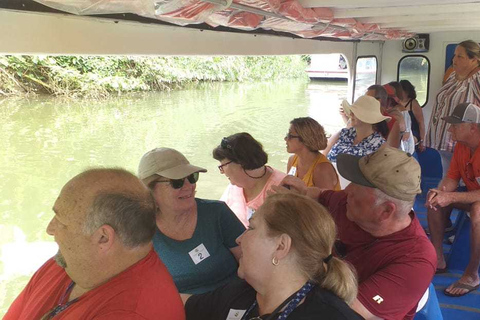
top-left (226, 309), bottom-right (246, 320)
top-left (189, 243), bottom-right (210, 265)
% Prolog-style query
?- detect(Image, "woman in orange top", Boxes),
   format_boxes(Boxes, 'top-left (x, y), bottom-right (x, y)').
top-left (285, 117), bottom-right (340, 190)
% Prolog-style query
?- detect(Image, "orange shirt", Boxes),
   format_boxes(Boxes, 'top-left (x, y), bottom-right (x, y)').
top-left (447, 142), bottom-right (480, 191)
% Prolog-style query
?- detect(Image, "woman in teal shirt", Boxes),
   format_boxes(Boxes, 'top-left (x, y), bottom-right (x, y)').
top-left (138, 147), bottom-right (245, 294)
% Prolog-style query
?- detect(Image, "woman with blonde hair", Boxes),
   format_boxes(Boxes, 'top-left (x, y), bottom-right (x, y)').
top-left (426, 40), bottom-right (480, 175)
top-left (183, 193), bottom-right (361, 320)
top-left (286, 117), bottom-right (340, 190)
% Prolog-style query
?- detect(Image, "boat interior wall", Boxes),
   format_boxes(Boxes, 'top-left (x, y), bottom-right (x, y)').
top-left (381, 32), bottom-right (480, 123)
top-left (0, 9), bottom-right (355, 56)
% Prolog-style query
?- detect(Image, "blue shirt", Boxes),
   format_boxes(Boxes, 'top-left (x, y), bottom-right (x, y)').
top-left (153, 198), bottom-right (245, 294)
top-left (327, 127), bottom-right (385, 162)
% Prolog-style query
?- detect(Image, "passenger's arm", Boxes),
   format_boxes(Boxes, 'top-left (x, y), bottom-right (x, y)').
top-left (272, 176), bottom-right (326, 200)
top-left (229, 246), bottom-right (241, 262)
top-left (386, 121), bottom-right (401, 148)
top-left (322, 131), bottom-right (340, 156)
top-left (355, 255), bottom-right (435, 320)
top-left (312, 162), bottom-right (338, 190)
top-left (425, 177), bottom-right (459, 209)
top-left (412, 99), bottom-right (426, 151)
top-left (351, 299), bottom-right (382, 320)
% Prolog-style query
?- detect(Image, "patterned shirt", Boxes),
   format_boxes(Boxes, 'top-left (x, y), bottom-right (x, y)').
top-left (426, 70), bottom-right (480, 152)
top-left (327, 127), bottom-right (385, 162)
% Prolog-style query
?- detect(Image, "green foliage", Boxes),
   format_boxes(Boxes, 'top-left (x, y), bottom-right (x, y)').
top-left (0, 55), bottom-right (308, 98)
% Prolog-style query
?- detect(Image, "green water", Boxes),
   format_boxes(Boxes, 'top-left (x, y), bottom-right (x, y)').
top-left (0, 79), bottom-right (347, 315)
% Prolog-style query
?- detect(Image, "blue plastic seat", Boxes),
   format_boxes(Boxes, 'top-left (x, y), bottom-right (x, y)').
top-left (414, 283), bottom-right (443, 320)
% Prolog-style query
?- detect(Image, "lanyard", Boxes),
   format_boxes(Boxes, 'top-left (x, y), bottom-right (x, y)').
top-left (41, 281), bottom-right (79, 320)
top-left (241, 282), bottom-right (315, 320)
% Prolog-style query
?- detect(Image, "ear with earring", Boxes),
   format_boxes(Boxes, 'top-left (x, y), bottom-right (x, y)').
top-left (272, 256), bottom-right (279, 266)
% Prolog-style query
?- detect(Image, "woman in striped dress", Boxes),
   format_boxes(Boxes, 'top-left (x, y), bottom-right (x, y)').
top-left (425, 40), bottom-right (480, 175)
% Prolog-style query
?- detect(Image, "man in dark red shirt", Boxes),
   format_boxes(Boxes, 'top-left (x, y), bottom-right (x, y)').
top-left (5, 168), bottom-right (185, 320)
top-left (426, 102), bottom-right (480, 297)
top-left (279, 146), bottom-right (436, 320)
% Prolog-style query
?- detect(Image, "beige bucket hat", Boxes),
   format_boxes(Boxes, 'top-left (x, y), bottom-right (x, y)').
top-left (138, 148), bottom-right (207, 184)
top-left (343, 95), bottom-right (391, 124)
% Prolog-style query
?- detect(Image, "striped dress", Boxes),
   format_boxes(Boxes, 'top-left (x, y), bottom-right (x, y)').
top-left (425, 70), bottom-right (480, 152)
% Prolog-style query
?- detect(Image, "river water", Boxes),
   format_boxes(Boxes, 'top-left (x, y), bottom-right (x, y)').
top-left (0, 79), bottom-right (347, 315)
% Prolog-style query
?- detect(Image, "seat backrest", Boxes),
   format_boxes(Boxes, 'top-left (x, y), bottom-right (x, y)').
top-left (415, 147), bottom-right (443, 179)
top-left (414, 283), bottom-right (443, 320)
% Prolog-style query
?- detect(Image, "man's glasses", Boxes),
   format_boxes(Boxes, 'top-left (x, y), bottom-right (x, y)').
top-left (285, 133), bottom-right (302, 140)
top-left (218, 161), bottom-right (233, 173)
top-left (154, 172), bottom-right (199, 189)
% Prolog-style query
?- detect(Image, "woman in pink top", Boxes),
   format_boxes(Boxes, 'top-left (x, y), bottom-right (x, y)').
top-left (213, 133), bottom-right (286, 227)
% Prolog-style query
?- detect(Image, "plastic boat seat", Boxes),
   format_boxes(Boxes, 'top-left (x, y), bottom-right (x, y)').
top-left (414, 283), bottom-right (443, 320)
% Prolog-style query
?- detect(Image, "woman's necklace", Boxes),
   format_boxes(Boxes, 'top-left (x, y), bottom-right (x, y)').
top-left (241, 282), bottom-right (315, 320)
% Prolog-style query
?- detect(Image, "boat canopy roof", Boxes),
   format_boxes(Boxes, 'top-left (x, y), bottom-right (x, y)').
top-left (9, 0), bottom-right (480, 41)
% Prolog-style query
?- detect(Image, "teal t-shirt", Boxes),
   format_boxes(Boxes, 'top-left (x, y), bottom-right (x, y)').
top-left (153, 198), bottom-right (245, 294)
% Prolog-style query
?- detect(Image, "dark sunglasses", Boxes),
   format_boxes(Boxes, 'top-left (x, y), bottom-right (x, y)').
top-left (285, 132), bottom-right (302, 140)
top-left (154, 172), bottom-right (199, 189)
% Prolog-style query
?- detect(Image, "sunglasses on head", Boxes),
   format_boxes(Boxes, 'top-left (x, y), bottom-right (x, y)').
top-left (154, 172), bottom-right (199, 189)
top-left (221, 137), bottom-right (233, 149)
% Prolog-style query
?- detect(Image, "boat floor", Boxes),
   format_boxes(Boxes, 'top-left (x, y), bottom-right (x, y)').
top-left (414, 186), bottom-right (480, 319)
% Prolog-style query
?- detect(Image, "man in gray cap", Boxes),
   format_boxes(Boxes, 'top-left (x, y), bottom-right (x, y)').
top-left (277, 146), bottom-right (436, 320)
top-left (426, 102), bottom-right (480, 297)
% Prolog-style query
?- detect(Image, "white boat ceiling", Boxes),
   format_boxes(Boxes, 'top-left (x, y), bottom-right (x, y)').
top-left (28, 0), bottom-right (480, 41)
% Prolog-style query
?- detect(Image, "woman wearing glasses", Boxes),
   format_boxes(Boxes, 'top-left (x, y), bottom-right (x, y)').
top-left (183, 193), bottom-right (361, 320)
top-left (285, 117), bottom-right (340, 190)
top-left (213, 133), bottom-right (286, 228)
top-left (138, 147), bottom-right (245, 294)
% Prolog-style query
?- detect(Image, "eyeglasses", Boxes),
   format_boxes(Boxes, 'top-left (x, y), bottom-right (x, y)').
top-left (285, 133), bottom-right (302, 140)
top-left (218, 161), bottom-right (233, 173)
top-left (154, 172), bottom-right (199, 189)
top-left (466, 162), bottom-right (475, 181)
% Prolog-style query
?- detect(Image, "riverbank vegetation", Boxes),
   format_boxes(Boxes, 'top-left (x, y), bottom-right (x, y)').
top-left (0, 55), bottom-right (308, 98)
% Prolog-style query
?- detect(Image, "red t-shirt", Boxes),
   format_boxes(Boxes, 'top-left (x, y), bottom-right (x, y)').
top-left (319, 190), bottom-right (436, 320)
top-left (447, 142), bottom-right (480, 191)
top-left (5, 249), bottom-right (185, 320)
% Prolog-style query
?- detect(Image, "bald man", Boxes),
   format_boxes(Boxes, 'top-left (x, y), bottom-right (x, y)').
top-left (5, 168), bottom-right (185, 320)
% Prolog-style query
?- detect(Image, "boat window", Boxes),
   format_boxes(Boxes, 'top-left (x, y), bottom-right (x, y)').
top-left (397, 55), bottom-right (430, 107)
top-left (353, 56), bottom-right (377, 101)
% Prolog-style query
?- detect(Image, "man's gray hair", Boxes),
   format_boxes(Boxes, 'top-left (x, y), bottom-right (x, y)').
top-left (374, 188), bottom-right (414, 218)
top-left (83, 192), bottom-right (156, 248)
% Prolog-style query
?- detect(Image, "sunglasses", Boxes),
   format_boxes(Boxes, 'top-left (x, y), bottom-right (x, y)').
top-left (154, 172), bottom-right (199, 189)
top-left (285, 133), bottom-right (302, 140)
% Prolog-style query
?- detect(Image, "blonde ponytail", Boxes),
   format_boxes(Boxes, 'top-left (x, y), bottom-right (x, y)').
top-left (321, 256), bottom-right (358, 304)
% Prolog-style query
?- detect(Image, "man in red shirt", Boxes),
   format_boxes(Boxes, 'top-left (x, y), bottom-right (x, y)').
top-left (427, 102), bottom-right (480, 297)
top-left (278, 146), bottom-right (436, 319)
top-left (5, 168), bottom-right (185, 320)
